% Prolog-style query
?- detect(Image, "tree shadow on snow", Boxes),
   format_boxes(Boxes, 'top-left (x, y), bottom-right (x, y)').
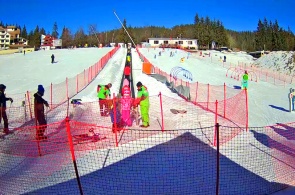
top-left (269, 104), bottom-right (289, 112)
top-left (25, 132), bottom-right (287, 195)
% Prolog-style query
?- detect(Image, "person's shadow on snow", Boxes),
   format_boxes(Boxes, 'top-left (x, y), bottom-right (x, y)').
top-left (233, 85), bottom-right (241, 89)
top-left (269, 123), bottom-right (295, 140)
top-left (250, 129), bottom-right (295, 157)
top-left (269, 104), bottom-right (289, 112)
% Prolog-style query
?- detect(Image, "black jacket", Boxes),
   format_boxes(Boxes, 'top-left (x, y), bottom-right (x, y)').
top-left (0, 91), bottom-right (10, 108)
top-left (34, 92), bottom-right (49, 112)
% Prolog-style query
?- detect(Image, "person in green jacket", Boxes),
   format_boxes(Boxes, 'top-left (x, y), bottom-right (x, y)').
top-left (134, 82), bottom-right (150, 127)
top-left (97, 83), bottom-right (112, 116)
top-left (241, 70), bottom-right (249, 89)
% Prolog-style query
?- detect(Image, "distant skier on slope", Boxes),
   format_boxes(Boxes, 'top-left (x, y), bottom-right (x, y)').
top-left (51, 54), bottom-right (55, 63)
top-left (289, 88), bottom-right (295, 112)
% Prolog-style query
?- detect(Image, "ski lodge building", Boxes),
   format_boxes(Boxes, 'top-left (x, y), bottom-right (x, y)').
top-left (0, 26), bottom-right (28, 49)
top-left (40, 34), bottom-right (62, 50)
top-left (147, 38), bottom-right (198, 50)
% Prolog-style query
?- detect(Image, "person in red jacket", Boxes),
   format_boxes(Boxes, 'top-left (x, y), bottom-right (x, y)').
top-left (124, 65), bottom-right (131, 83)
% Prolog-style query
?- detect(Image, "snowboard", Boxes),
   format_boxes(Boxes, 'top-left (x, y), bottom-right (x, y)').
top-left (170, 109), bottom-right (187, 114)
top-left (72, 128), bottom-right (106, 144)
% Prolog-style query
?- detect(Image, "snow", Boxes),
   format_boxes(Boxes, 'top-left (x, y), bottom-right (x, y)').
top-left (0, 47), bottom-right (294, 194)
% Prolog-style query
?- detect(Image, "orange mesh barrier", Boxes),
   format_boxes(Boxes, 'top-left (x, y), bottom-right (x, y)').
top-left (1, 119), bottom-right (294, 194)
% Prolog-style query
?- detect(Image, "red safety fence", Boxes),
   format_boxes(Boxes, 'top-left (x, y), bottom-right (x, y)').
top-left (1, 48), bottom-right (294, 194)
top-left (1, 106), bottom-right (294, 194)
top-left (4, 47), bottom-right (119, 127)
top-left (179, 48), bottom-right (293, 86)
top-left (136, 49), bottom-right (248, 129)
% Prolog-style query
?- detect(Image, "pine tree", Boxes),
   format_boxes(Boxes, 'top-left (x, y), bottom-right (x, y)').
top-left (61, 26), bottom-right (73, 48)
top-left (74, 28), bottom-right (86, 47)
top-left (21, 25), bottom-right (28, 39)
top-left (117, 19), bottom-right (130, 45)
top-left (52, 22), bottom-right (59, 38)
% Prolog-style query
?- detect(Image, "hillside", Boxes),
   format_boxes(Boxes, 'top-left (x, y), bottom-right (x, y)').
top-left (254, 51), bottom-right (295, 75)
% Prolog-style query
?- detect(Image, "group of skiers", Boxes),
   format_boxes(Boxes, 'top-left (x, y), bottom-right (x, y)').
top-left (0, 84), bottom-right (49, 140)
top-left (97, 80), bottom-right (150, 132)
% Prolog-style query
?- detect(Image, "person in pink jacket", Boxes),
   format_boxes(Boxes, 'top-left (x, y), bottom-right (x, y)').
top-left (121, 79), bottom-right (132, 126)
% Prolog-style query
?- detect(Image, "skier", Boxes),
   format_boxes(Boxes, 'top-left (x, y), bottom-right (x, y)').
top-left (97, 83), bottom-right (112, 116)
top-left (133, 82), bottom-right (150, 128)
top-left (0, 84), bottom-right (13, 134)
top-left (109, 98), bottom-right (122, 133)
top-left (241, 71), bottom-right (249, 89)
top-left (124, 64), bottom-right (131, 83)
top-left (289, 88), bottom-right (295, 112)
top-left (126, 55), bottom-right (131, 63)
top-left (121, 79), bottom-right (132, 126)
top-left (34, 85), bottom-right (49, 140)
top-left (51, 54), bottom-right (55, 63)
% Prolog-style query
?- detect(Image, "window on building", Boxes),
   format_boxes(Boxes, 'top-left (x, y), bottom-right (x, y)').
top-left (6, 35), bottom-right (9, 38)
top-left (164, 41), bottom-right (168, 44)
top-left (179, 41), bottom-right (183, 44)
top-left (154, 41), bottom-right (159, 44)
top-left (1, 36), bottom-right (4, 38)
top-left (188, 41), bottom-right (192, 45)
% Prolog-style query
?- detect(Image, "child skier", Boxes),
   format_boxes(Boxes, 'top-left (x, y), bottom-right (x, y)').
top-left (109, 99), bottom-right (122, 133)
top-left (241, 71), bottom-right (249, 89)
top-left (121, 79), bottom-right (132, 126)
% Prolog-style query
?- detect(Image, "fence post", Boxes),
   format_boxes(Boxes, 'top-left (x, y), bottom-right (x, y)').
top-left (194, 82), bottom-right (198, 104)
top-left (26, 91), bottom-right (33, 120)
top-left (84, 69), bottom-right (86, 87)
top-left (213, 100), bottom-right (218, 146)
top-left (112, 95), bottom-right (119, 147)
top-left (66, 77), bottom-right (69, 100)
top-left (245, 88), bottom-right (249, 131)
top-left (50, 83), bottom-right (53, 109)
top-left (207, 84), bottom-right (210, 110)
top-left (76, 75), bottom-right (78, 94)
top-left (224, 83), bottom-right (226, 118)
top-left (159, 92), bottom-right (165, 132)
top-left (215, 122), bottom-right (220, 195)
top-left (65, 117), bottom-right (84, 195)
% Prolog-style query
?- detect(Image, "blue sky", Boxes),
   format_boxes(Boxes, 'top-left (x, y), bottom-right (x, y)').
top-left (1, 0), bottom-right (294, 36)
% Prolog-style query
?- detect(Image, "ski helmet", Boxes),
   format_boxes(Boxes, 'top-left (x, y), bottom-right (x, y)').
top-left (136, 82), bottom-right (142, 87)
top-left (0, 84), bottom-right (6, 90)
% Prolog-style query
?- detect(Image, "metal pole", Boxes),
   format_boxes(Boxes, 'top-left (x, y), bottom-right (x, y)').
top-left (215, 122), bottom-right (220, 195)
top-left (113, 11), bottom-right (137, 48)
top-left (89, 25), bottom-right (100, 45)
